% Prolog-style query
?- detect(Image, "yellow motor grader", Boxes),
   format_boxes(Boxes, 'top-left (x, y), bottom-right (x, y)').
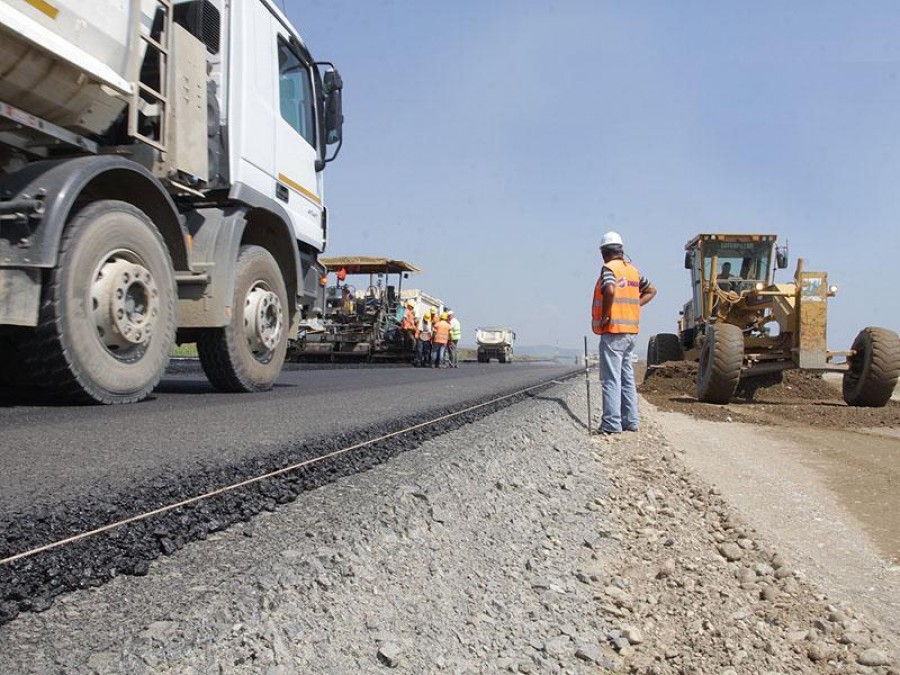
top-left (647, 233), bottom-right (900, 406)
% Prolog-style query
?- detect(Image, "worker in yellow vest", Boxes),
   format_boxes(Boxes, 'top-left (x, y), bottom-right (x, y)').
top-left (447, 310), bottom-right (461, 368)
top-left (592, 231), bottom-right (656, 434)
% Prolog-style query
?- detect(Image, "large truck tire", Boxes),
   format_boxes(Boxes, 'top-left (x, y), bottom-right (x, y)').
top-left (27, 200), bottom-right (176, 404)
top-left (842, 327), bottom-right (900, 407)
top-left (498, 350), bottom-right (507, 363)
top-left (198, 245), bottom-right (289, 392)
top-left (656, 333), bottom-right (684, 363)
top-left (646, 335), bottom-right (659, 366)
top-left (696, 323), bottom-right (744, 404)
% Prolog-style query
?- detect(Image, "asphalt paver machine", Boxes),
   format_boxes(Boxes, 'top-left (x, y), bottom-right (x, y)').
top-left (290, 257), bottom-right (422, 361)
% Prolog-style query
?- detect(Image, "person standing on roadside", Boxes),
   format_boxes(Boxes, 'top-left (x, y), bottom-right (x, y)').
top-left (400, 300), bottom-right (418, 352)
top-left (592, 231), bottom-right (657, 434)
top-left (431, 312), bottom-right (451, 368)
top-left (447, 310), bottom-right (461, 368)
top-left (415, 309), bottom-right (433, 367)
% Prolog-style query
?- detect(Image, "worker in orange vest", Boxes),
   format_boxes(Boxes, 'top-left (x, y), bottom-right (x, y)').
top-left (431, 312), bottom-right (451, 369)
top-left (400, 301), bottom-right (417, 352)
top-left (592, 231), bottom-right (656, 434)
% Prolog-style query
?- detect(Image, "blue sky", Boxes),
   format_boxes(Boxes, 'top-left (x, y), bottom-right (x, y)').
top-left (287, 0), bottom-right (900, 352)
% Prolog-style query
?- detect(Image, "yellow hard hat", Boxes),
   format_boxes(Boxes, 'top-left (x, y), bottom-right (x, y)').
top-left (440, 312), bottom-right (448, 320)
top-left (430, 307), bottom-right (437, 315)
top-left (406, 301), bottom-right (415, 307)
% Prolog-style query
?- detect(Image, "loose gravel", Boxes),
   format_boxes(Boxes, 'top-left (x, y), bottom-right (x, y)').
top-left (0, 380), bottom-right (897, 674)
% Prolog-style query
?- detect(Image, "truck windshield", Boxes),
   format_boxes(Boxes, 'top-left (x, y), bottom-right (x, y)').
top-left (702, 241), bottom-right (771, 283)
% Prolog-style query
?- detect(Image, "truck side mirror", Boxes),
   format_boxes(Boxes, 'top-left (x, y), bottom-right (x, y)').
top-left (776, 247), bottom-right (788, 269)
top-left (323, 69), bottom-right (344, 153)
top-left (684, 251), bottom-right (692, 270)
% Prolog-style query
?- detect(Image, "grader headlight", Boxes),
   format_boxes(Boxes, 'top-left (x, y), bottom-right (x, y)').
top-left (828, 285), bottom-right (838, 296)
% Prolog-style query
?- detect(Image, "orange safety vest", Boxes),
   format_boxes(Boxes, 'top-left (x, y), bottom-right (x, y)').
top-left (592, 258), bottom-right (641, 335)
top-left (401, 308), bottom-right (416, 330)
top-left (432, 320), bottom-right (451, 344)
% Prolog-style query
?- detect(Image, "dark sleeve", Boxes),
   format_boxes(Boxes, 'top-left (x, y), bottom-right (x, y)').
top-left (639, 276), bottom-right (651, 292)
top-left (600, 265), bottom-right (617, 289)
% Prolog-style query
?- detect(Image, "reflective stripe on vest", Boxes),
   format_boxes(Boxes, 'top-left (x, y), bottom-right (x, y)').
top-left (592, 259), bottom-right (641, 334)
top-left (449, 319), bottom-right (461, 340)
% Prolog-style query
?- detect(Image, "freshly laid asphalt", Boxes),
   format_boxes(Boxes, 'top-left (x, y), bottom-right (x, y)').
top-left (0, 361), bottom-right (579, 519)
top-left (0, 361), bottom-right (581, 622)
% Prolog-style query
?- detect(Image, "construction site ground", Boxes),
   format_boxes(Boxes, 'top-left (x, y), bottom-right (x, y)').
top-left (1, 368), bottom-right (898, 673)
top-left (640, 363), bottom-right (900, 592)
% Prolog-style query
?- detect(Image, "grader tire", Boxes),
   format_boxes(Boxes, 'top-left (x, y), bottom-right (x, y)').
top-left (842, 327), bottom-right (900, 407)
top-left (696, 324), bottom-right (744, 404)
top-left (655, 333), bottom-right (684, 363)
top-left (646, 335), bottom-right (659, 366)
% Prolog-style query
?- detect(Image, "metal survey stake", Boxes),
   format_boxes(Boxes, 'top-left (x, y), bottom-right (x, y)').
top-left (584, 336), bottom-right (592, 435)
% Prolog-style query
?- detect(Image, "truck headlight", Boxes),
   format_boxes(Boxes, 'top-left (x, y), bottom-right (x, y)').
top-left (755, 282), bottom-right (764, 291)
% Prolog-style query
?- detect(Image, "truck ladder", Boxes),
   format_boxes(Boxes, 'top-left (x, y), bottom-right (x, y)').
top-left (127, 0), bottom-right (173, 153)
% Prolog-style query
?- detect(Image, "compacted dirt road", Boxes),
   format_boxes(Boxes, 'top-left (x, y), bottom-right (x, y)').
top-left (640, 364), bottom-right (900, 565)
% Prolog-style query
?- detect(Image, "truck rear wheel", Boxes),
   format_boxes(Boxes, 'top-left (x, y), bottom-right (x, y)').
top-left (30, 200), bottom-right (176, 404)
top-left (198, 245), bottom-right (289, 392)
top-left (696, 323), bottom-right (743, 404)
top-left (842, 327), bottom-right (900, 407)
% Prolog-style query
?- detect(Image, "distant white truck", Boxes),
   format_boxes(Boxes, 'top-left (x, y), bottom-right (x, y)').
top-left (0, 0), bottom-right (344, 403)
top-left (476, 327), bottom-right (515, 364)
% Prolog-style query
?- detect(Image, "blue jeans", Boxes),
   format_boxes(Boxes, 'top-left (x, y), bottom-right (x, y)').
top-left (599, 333), bottom-right (639, 433)
top-left (431, 343), bottom-right (446, 367)
top-left (416, 338), bottom-right (431, 366)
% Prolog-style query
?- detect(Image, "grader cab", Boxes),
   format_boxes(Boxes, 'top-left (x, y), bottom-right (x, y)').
top-left (647, 233), bottom-right (900, 406)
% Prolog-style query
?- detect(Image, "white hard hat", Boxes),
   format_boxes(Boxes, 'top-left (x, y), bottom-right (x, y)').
top-left (600, 231), bottom-right (624, 248)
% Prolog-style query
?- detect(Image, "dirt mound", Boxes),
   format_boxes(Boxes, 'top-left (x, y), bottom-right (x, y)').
top-left (639, 361), bottom-right (900, 429)
top-left (757, 370), bottom-right (843, 402)
top-left (639, 362), bottom-right (698, 399)
top-left (641, 363), bottom-right (841, 403)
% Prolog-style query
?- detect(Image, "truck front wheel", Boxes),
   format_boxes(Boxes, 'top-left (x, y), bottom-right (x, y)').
top-left (198, 245), bottom-right (289, 392)
top-left (32, 200), bottom-right (176, 404)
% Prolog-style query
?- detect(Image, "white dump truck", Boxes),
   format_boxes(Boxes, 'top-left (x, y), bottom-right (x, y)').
top-left (0, 0), bottom-right (344, 403)
top-left (476, 327), bottom-right (515, 364)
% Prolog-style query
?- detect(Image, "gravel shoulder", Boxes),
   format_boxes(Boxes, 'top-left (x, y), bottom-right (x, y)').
top-left (1, 381), bottom-right (897, 674)
top-left (655, 409), bottom-right (900, 646)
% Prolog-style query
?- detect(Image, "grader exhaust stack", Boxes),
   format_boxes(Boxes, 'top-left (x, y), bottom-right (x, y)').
top-left (646, 233), bottom-right (900, 406)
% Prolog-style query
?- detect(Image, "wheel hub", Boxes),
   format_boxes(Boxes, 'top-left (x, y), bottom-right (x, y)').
top-left (244, 284), bottom-right (283, 356)
top-left (92, 258), bottom-right (160, 353)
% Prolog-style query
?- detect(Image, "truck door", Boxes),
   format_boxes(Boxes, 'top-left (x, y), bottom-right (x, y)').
top-left (273, 34), bottom-right (324, 251)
